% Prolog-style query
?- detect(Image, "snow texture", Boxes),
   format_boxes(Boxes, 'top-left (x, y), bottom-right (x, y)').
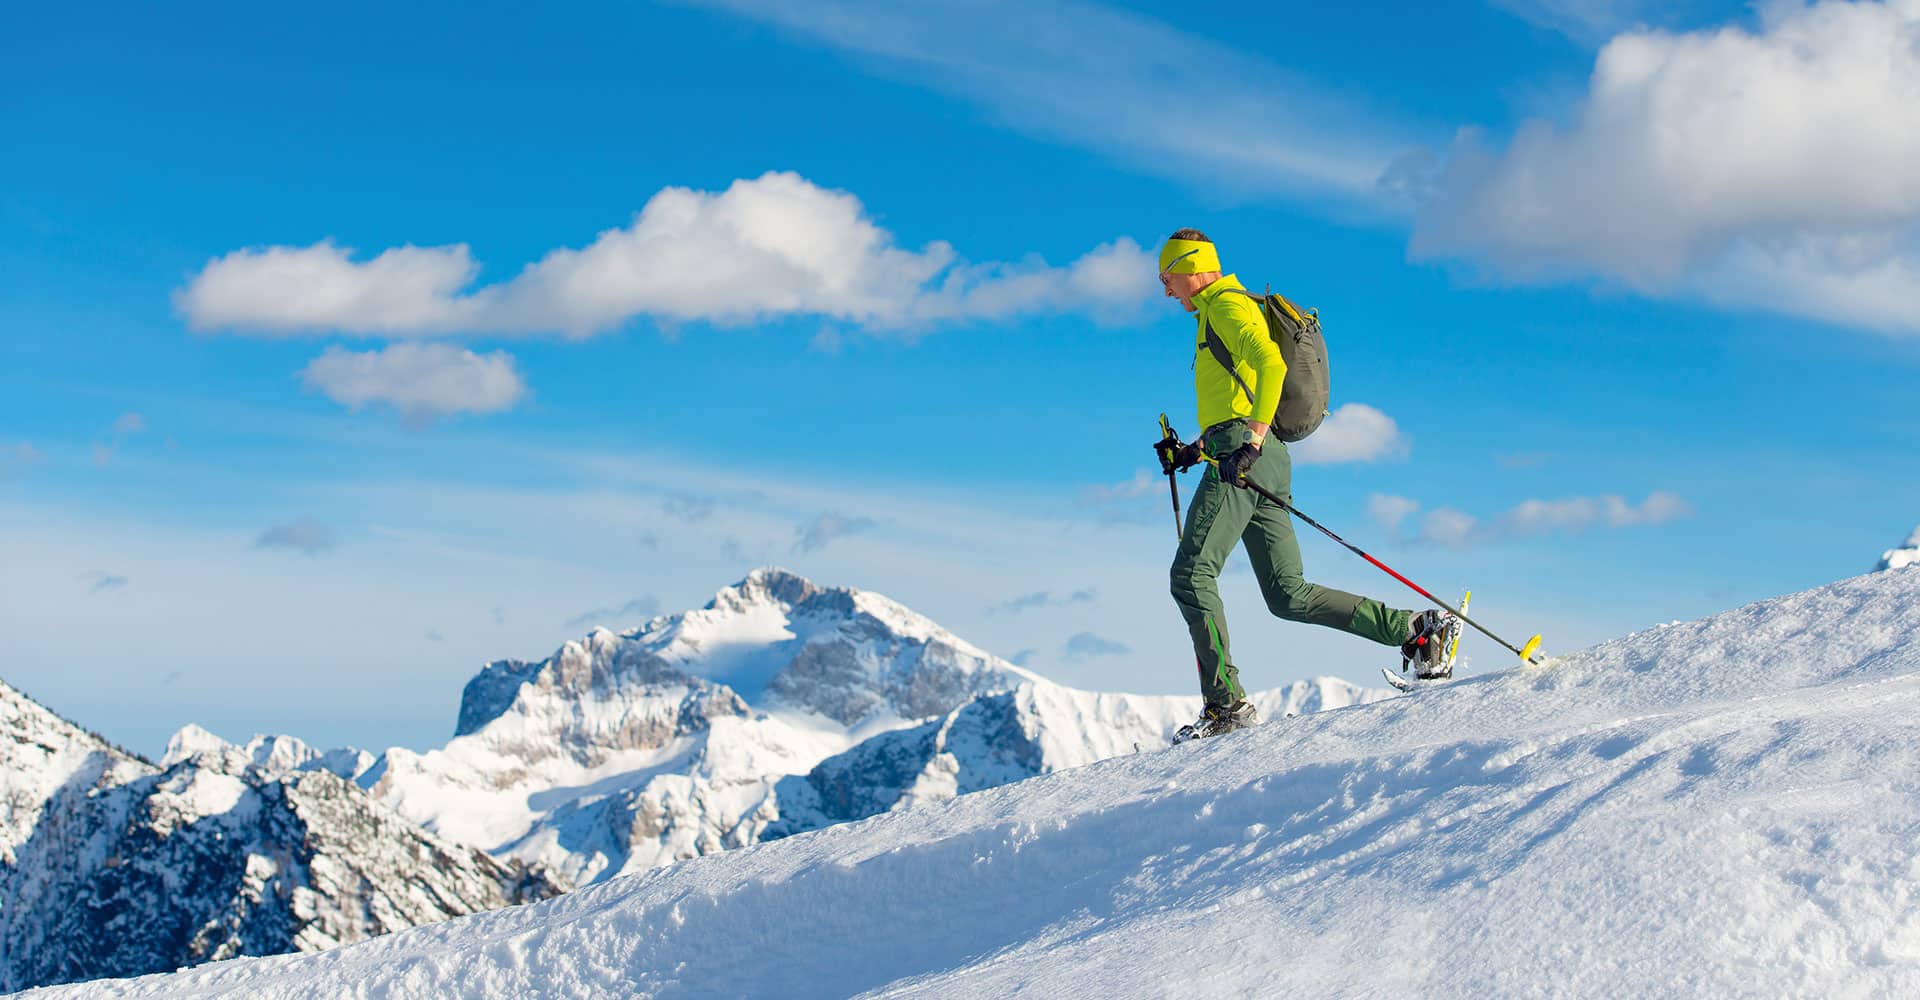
top-left (35, 568), bottom-right (1920, 998)
top-left (1879, 523), bottom-right (1920, 571)
top-left (364, 568), bottom-right (1384, 887)
top-left (0, 692), bottom-right (561, 992)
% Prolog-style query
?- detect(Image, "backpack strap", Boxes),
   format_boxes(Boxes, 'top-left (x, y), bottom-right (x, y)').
top-left (1201, 318), bottom-right (1256, 405)
top-left (1201, 288), bottom-right (1268, 405)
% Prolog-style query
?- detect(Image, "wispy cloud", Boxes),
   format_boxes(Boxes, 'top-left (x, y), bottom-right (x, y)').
top-left (990, 589), bottom-right (1096, 615)
top-left (1372, 491), bottom-right (1694, 547)
top-left (1495, 451), bottom-right (1556, 470)
top-left (83, 570), bottom-right (128, 593)
top-left (255, 517), bottom-right (338, 556)
top-left (565, 596), bottom-right (661, 628)
top-left (1084, 470), bottom-right (1160, 503)
top-left (687, 1), bottom-right (1416, 200)
top-left (793, 511), bottom-right (878, 553)
top-left (2, 442), bottom-right (42, 479)
top-left (1409, 1), bottom-right (1920, 336)
top-left (662, 494), bottom-right (717, 523)
top-left (1063, 632), bottom-right (1131, 659)
top-left (93, 412), bottom-right (147, 467)
top-left (177, 172), bottom-right (1152, 338)
top-left (1485, 0), bottom-right (1721, 46)
top-left (300, 343), bottom-right (527, 425)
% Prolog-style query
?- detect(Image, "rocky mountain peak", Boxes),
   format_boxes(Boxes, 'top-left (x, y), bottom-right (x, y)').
top-left (709, 566), bottom-right (822, 614)
top-left (1878, 524), bottom-right (1920, 571)
top-left (454, 628), bottom-right (727, 740)
top-left (161, 725), bottom-right (372, 782)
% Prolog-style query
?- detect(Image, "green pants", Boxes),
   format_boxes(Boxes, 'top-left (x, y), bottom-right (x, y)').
top-left (1171, 420), bottom-right (1412, 705)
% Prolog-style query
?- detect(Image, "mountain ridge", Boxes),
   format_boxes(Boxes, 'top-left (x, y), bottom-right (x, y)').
top-left (42, 566), bottom-right (1920, 997)
top-left (363, 567), bottom-right (1385, 886)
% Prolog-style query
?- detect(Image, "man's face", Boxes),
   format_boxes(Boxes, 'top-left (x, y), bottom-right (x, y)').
top-left (1160, 270), bottom-right (1208, 313)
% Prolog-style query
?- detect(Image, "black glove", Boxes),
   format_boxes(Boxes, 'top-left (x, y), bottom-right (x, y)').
top-left (1218, 442), bottom-right (1261, 488)
top-left (1154, 435), bottom-right (1203, 475)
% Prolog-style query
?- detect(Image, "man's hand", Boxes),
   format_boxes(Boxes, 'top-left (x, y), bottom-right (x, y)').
top-left (1218, 442), bottom-right (1260, 488)
top-left (1154, 434), bottom-right (1203, 475)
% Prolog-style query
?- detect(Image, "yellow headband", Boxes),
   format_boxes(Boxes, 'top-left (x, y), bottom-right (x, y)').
top-left (1158, 238), bottom-right (1220, 275)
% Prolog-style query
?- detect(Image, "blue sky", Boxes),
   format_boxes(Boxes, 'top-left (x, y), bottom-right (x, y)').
top-left (5, 0), bottom-right (1918, 757)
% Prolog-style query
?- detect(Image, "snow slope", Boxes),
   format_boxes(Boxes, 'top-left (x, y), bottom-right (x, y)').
top-left (1880, 524), bottom-right (1920, 571)
top-left (44, 569), bottom-right (1920, 998)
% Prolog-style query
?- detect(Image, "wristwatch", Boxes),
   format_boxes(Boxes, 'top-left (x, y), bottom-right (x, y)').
top-left (1238, 426), bottom-right (1263, 450)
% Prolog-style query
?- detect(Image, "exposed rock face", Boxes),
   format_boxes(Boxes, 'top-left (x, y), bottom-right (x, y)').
top-left (0, 684), bottom-right (563, 993)
top-left (368, 570), bottom-right (1391, 888)
top-left (365, 568), bottom-right (1042, 886)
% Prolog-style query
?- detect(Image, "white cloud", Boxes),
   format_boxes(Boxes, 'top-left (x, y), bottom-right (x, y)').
top-left (685, 0), bottom-right (1414, 199)
top-left (1367, 494), bottom-right (1422, 534)
top-left (1392, 491), bottom-right (1694, 547)
top-left (1290, 403), bottom-right (1410, 464)
top-left (113, 412), bottom-right (146, 436)
top-left (1084, 469), bottom-right (1161, 503)
top-left (1419, 508), bottom-right (1482, 548)
top-left (299, 343), bottom-right (527, 424)
top-left (1496, 491), bottom-right (1693, 535)
top-left (178, 172), bottom-right (1154, 338)
top-left (179, 241), bottom-right (485, 335)
top-left (1409, 1), bottom-right (1920, 335)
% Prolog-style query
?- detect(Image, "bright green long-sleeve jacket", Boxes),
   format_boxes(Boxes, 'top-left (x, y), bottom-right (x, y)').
top-left (1192, 274), bottom-right (1285, 431)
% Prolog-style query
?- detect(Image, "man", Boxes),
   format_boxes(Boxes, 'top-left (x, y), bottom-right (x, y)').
top-left (1153, 229), bottom-right (1456, 740)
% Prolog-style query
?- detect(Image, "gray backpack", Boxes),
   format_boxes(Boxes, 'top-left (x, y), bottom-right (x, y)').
top-left (1201, 286), bottom-right (1331, 442)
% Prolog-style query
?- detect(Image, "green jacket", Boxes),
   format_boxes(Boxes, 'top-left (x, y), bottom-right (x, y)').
top-left (1192, 274), bottom-right (1285, 431)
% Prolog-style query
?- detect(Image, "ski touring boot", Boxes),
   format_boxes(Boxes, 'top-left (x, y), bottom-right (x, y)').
top-left (1382, 593), bottom-right (1467, 692)
top-left (1172, 699), bottom-right (1260, 745)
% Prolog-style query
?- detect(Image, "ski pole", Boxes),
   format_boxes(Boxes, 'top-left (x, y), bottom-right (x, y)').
top-left (1156, 413), bottom-right (1182, 540)
top-left (1201, 451), bottom-right (1545, 665)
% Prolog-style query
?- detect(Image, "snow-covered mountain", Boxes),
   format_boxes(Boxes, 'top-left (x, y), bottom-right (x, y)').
top-left (0, 680), bottom-right (150, 868)
top-left (0, 687), bottom-right (563, 993)
top-left (1879, 523), bottom-right (1920, 570)
top-left (364, 568), bottom-right (1386, 886)
top-left (765, 677), bottom-right (1383, 840)
top-left (51, 567), bottom-right (1920, 998)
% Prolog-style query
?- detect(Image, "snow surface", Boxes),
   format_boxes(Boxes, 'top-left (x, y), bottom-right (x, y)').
top-left (1, 689), bottom-right (560, 991)
top-left (1879, 524), bottom-right (1920, 571)
top-left (39, 569), bottom-right (1920, 998)
top-left (0, 679), bottom-right (147, 866)
top-left (362, 569), bottom-right (1385, 887)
